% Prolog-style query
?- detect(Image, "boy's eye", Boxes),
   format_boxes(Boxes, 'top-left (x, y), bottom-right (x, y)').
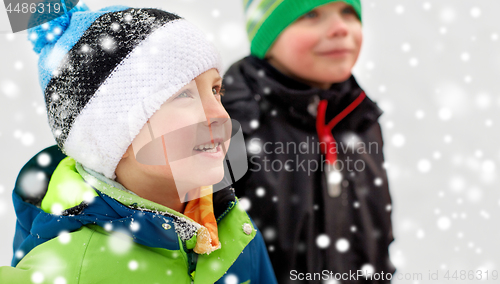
top-left (175, 91), bottom-right (192, 99)
top-left (302, 10), bottom-right (319, 19)
top-left (212, 87), bottom-right (224, 97)
top-left (342, 6), bottom-right (357, 16)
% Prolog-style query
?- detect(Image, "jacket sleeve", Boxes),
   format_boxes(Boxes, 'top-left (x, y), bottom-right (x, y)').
top-left (249, 219), bottom-right (278, 284)
top-left (0, 246), bottom-right (80, 284)
top-left (0, 265), bottom-right (37, 284)
top-left (0, 227), bottom-right (94, 284)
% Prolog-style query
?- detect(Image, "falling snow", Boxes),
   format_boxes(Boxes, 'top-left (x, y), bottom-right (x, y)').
top-left (224, 274), bottom-right (238, 284)
top-left (239, 197), bottom-right (251, 211)
top-left (335, 238), bottom-right (350, 253)
top-left (0, 0), bottom-right (499, 279)
top-left (108, 231), bottom-right (133, 255)
top-left (128, 260), bottom-right (139, 271)
top-left (58, 231), bottom-right (71, 244)
top-left (54, 277), bottom-right (67, 284)
top-left (316, 234), bottom-right (330, 249)
top-left (255, 187), bottom-right (265, 197)
top-left (437, 216), bottom-right (451, 231)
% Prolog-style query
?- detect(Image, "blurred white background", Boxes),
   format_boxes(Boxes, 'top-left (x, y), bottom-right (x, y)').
top-left (1, 0), bottom-right (499, 283)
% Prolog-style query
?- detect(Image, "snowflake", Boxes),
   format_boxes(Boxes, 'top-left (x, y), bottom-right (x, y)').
top-left (440, 7), bottom-right (456, 23)
top-left (19, 170), bottom-right (47, 198)
top-left (128, 260), bottom-right (139, 271)
top-left (31, 272), bottom-right (44, 283)
top-left (224, 75), bottom-right (234, 85)
top-left (263, 227), bottom-right (276, 241)
top-left (470, 7), bottom-right (481, 18)
top-left (460, 52), bottom-right (470, 62)
top-left (15, 250), bottom-right (24, 259)
top-left (409, 57), bottom-right (419, 67)
top-left (335, 238), bottom-right (349, 253)
top-left (14, 61), bottom-right (23, 70)
top-left (212, 9), bottom-right (221, 18)
top-left (58, 231), bottom-right (71, 244)
top-left (401, 43), bottom-right (411, 52)
top-left (246, 139), bottom-right (262, 154)
top-left (255, 187), bottom-right (265, 197)
top-left (37, 153), bottom-right (51, 167)
top-left (417, 159), bottom-right (431, 173)
top-left (395, 5), bottom-right (404, 14)
top-left (437, 216), bottom-right (451, 230)
top-left (239, 197), bottom-right (251, 211)
top-left (249, 119), bottom-right (259, 129)
top-left (111, 22), bottom-right (121, 31)
top-left (101, 36), bottom-right (116, 51)
top-left (360, 263), bottom-right (375, 276)
top-left (316, 234), bottom-right (330, 249)
top-left (51, 203), bottom-right (64, 215)
top-left (416, 229), bottom-right (425, 239)
top-left (391, 134), bottom-right (405, 147)
top-left (130, 221), bottom-right (140, 232)
top-left (108, 231), bottom-right (133, 255)
top-left (1, 80), bottom-right (20, 98)
top-left (54, 276), bottom-right (67, 284)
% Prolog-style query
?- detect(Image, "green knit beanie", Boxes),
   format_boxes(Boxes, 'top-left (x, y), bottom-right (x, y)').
top-left (244, 0), bottom-right (362, 59)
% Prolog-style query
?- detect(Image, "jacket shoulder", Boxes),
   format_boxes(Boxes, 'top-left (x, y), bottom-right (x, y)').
top-left (222, 57), bottom-right (261, 135)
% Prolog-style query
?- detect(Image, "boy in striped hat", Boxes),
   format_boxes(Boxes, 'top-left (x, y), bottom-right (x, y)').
top-left (0, 2), bottom-right (277, 283)
top-left (221, 0), bottom-right (395, 283)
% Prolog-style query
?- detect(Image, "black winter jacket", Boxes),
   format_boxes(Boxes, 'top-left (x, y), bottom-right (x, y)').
top-left (221, 56), bottom-right (395, 284)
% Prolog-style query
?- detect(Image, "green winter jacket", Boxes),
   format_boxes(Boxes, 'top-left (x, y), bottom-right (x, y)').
top-left (0, 146), bottom-right (277, 284)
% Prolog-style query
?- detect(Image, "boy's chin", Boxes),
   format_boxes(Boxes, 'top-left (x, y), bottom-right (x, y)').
top-left (179, 166), bottom-right (225, 188)
top-left (297, 67), bottom-right (353, 87)
top-left (322, 68), bottom-right (353, 84)
top-left (201, 166), bottom-right (226, 186)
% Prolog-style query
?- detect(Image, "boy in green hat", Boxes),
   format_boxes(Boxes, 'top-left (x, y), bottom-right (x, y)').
top-left (0, 2), bottom-right (277, 283)
top-left (222, 0), bottom-right (395, 283)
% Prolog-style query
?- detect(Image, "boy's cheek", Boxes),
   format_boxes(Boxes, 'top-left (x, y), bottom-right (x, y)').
top-left (290, 33), bottom-right (320, 54)
top-left (275, 28), bottom-right (319, 54)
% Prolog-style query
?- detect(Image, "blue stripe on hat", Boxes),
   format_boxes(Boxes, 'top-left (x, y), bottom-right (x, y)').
top-left (35, 5), bottom-right (129, 91)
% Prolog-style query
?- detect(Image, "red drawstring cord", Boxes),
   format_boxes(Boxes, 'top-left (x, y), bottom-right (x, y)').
top-left (316, 91), bottom-right (367, 164)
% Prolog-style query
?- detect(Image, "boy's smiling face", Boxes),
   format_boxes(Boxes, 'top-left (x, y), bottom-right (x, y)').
top-left (116, 69), bottom-right (231, 207)
top-left (267, 1), bottom-right (362, 89)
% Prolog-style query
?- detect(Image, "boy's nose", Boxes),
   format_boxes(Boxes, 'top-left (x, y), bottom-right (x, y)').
top-left (202, 97), bottom-right (229, 127)
top-left (326, 15), bottom-right (349, 38)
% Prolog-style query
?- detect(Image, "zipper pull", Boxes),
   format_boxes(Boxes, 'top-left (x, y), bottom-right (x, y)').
top-left (325, 162), bottom-right (342, 198)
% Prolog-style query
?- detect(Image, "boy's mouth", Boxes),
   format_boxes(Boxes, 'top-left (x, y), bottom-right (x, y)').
top-left (193, 141), bottom-right (222, 153)
top-left (316, 48), bottom-right (351, 57)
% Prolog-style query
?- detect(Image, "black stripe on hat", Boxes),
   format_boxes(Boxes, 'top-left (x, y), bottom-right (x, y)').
top-left (44, 8), bottom-right (181, 147)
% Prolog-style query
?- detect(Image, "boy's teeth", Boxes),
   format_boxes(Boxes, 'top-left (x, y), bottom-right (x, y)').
top-left (195, 142), bottom-right (220, 151)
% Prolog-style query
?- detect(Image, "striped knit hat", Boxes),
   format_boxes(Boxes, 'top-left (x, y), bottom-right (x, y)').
top-left (28, 3), bottom-right (222, 179)
top-left (244, 0), bottom-right (362, 58)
